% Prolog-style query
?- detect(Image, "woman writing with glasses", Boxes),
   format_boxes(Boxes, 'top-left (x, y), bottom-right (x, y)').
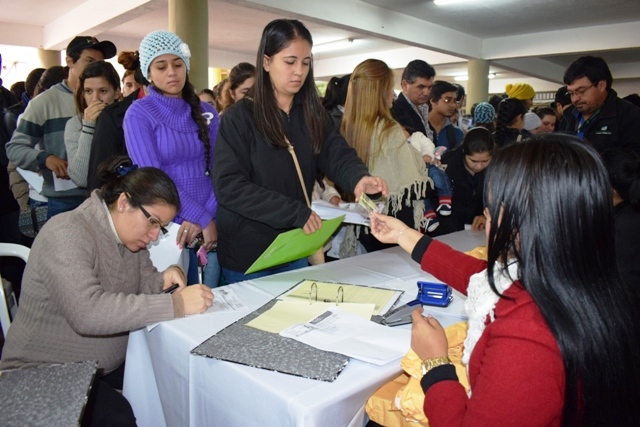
top-left (0, 156), bottom-right (214, 426)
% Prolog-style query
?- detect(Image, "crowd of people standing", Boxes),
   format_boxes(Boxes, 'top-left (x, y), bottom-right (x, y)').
top-left (2, 16), bottom-right (640, 426)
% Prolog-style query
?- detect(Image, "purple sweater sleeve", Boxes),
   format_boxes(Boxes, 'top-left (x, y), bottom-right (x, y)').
top-left (124, 101), bottom-right (218, 229)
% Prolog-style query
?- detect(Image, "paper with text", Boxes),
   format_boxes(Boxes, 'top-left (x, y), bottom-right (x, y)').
top-left (280, 307), bottom-right (410, 365)
top-left (246, 300), bottom-right (375, 333)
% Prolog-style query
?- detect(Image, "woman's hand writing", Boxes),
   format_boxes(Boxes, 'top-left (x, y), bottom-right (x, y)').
top-left (177, 285), bottom-right (214, 315)
top-left (162, 265), bottom-right (187, 291)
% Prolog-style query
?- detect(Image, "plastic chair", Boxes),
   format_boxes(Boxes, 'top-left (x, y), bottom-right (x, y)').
top-left (0, 243), bottom-right (30, 337)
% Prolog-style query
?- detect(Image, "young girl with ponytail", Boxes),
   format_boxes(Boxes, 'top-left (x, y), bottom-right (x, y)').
top-left (124, 30), bottom-right (221, 287)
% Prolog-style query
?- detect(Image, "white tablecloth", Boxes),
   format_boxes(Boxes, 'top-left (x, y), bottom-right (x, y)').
top-left (123, 230), bottom-right (485, 427)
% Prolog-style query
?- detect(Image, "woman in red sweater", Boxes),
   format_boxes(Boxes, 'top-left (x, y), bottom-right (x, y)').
top-left (370, 134), bottom-right (640, 426)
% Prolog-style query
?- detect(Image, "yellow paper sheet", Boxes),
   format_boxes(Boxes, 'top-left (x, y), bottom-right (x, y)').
top-left (246, 300), bottom-right (375, 333)
top-left (281, 279), bottom-right (401, 315)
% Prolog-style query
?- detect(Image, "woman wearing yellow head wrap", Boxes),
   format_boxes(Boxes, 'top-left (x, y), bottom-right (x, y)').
top-left (505, 83), bottom-right (535, 108)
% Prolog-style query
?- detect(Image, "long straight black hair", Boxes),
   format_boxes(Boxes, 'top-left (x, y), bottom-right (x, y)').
top-left (484, 134), bottom-right (640, 425)
top-left (253, 19), bottom-right (325, 154)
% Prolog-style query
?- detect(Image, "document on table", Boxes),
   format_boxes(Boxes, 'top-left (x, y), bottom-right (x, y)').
top-left (207, 287), bottom-right (247, 313)
top-left (280, 307), bottom-right (411, 365)
top-left (245, 216), bottom-right (345, 275)
top-left (147, 287), bottom-right (246, 330)
top-left (246, 300), bottom-right (375, 333)
top-left (280, 279), bottom-right (403, 315)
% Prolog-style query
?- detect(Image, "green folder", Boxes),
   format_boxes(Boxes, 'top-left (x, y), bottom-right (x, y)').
top-left (245, 216), bottom-right (345, 275)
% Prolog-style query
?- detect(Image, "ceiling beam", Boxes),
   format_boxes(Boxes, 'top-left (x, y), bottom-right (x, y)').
top-left (0, 23), bottom-right (42, 48)
top-left (225, 0), bottom-right (483, 59)
top-left (313, 46), bottom-right (463, 79)
top-left (490, 57), bottom-right (566, 85)
top-left (482, 21), bottom-right (640, 60)
top-left (43, 0), bottom-right (168, 50)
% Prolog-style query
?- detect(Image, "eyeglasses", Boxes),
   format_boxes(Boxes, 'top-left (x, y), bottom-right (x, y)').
top-left (566, 83), bottom-right (595, 98)
top-left (441, 97), bottom-right (457, 104)
top-left (137, 203), bottom-right (169, 236)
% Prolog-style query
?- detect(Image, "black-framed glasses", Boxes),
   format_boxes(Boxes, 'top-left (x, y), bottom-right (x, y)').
top-left (566, 83), bottom-right (595, 98)
top-left (137, 203), bottom-right (169, 236)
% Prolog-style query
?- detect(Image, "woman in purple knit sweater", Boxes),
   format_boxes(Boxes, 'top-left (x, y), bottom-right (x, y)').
top-left (124, 30), bottom-right (221, 287)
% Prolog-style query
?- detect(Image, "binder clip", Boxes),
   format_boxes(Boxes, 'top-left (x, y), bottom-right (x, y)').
top-left (380, 281), bottom-right (453, 327)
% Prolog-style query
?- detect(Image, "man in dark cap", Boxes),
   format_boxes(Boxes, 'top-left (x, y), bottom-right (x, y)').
top-left (6, 36), bottom-right (116, 218)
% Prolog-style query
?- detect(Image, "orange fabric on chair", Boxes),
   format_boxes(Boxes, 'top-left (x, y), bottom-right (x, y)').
top-left (366, 321), bottom-right (469, 427)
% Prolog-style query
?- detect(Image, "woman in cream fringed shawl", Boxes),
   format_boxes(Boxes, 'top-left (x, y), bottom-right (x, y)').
top-left (340, 59), bottom-right (433, 256)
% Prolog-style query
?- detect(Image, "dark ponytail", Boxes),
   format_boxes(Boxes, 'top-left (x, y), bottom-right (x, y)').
top-left (182, 75), bottom-right (212, 176)
top-left (494, 98), bottom-right (527, 147)
top-left (99, 155), bottom-right (181, 211)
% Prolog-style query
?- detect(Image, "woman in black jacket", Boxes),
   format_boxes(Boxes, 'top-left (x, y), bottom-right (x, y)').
top-left (212, 19), bottom-right (387, 283)
top-left (441, 127), bottom-right (494, 231)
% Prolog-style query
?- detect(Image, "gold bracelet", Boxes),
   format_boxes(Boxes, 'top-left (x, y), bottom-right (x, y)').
top-left (396, 227), bottom-right (410, 244)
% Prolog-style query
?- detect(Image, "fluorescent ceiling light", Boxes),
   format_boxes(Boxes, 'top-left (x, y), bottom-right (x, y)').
top-left (434, 0), bottom-right (473, 5)
top-left (453, 73), bottom-right (496, 81)
top-left (313, 38), bottom-right (355, 54)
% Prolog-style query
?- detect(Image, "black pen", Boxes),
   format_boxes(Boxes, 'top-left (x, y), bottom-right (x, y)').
top-left (161, 283), bottom-right (180, 294)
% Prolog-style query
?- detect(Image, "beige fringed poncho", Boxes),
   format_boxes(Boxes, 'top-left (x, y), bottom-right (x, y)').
top-left (339, 119), bottom-right (433, 258)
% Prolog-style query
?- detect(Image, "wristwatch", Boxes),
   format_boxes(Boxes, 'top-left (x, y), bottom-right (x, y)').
top-left (421, 356), bottom-right (452, 375)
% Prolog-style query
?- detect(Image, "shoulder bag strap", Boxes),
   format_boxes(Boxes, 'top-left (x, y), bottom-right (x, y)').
top-left (285, 137), bottom-right (311, 208)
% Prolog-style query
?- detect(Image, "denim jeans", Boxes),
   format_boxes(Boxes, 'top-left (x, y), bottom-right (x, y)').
top-left (187, 249), bottom-right (221, 288)
top-left (222, 257), bottom-right (309, 284)
top-left (46, 196), bottom-right (85, 219)
top-left (424, 164), bottom-right (452, 213)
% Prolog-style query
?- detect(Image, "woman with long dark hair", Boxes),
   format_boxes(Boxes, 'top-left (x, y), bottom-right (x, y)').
top-left (440, 127), bottom-right (494, 231)
top-left (369, 134), bottom-right (640, 425)
top-left (212, 19), bottom-right (387, 283)
top-left (124, 31), bottom-right (221, 287)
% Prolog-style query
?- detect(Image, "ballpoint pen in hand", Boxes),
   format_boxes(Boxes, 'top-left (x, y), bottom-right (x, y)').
top-left (161, 283), bottom-right (180, 294)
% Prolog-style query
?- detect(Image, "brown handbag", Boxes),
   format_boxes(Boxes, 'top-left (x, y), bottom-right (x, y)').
top-left (285, 138), bottom-right (325, 265)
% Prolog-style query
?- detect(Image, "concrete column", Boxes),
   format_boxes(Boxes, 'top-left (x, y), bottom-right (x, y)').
top-left (38, 48), bottom-right (62, 68)
top-left (168, 0), bottom-right (209, 92)
top-left (466, 59), bottom-right (490, 110)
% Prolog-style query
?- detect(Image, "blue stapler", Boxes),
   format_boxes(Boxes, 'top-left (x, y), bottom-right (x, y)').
top-left (381, 281), bottom-right (453, 326)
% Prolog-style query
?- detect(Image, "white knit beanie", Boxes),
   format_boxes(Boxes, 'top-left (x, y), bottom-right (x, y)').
top-left (139, 30), bottom-right (191, 79)
top-left (523, 112), bottom-right (542, 131)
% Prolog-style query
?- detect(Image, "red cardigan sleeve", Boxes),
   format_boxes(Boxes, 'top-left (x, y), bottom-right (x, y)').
top-left (420, 240), bottom-right (488, 296)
